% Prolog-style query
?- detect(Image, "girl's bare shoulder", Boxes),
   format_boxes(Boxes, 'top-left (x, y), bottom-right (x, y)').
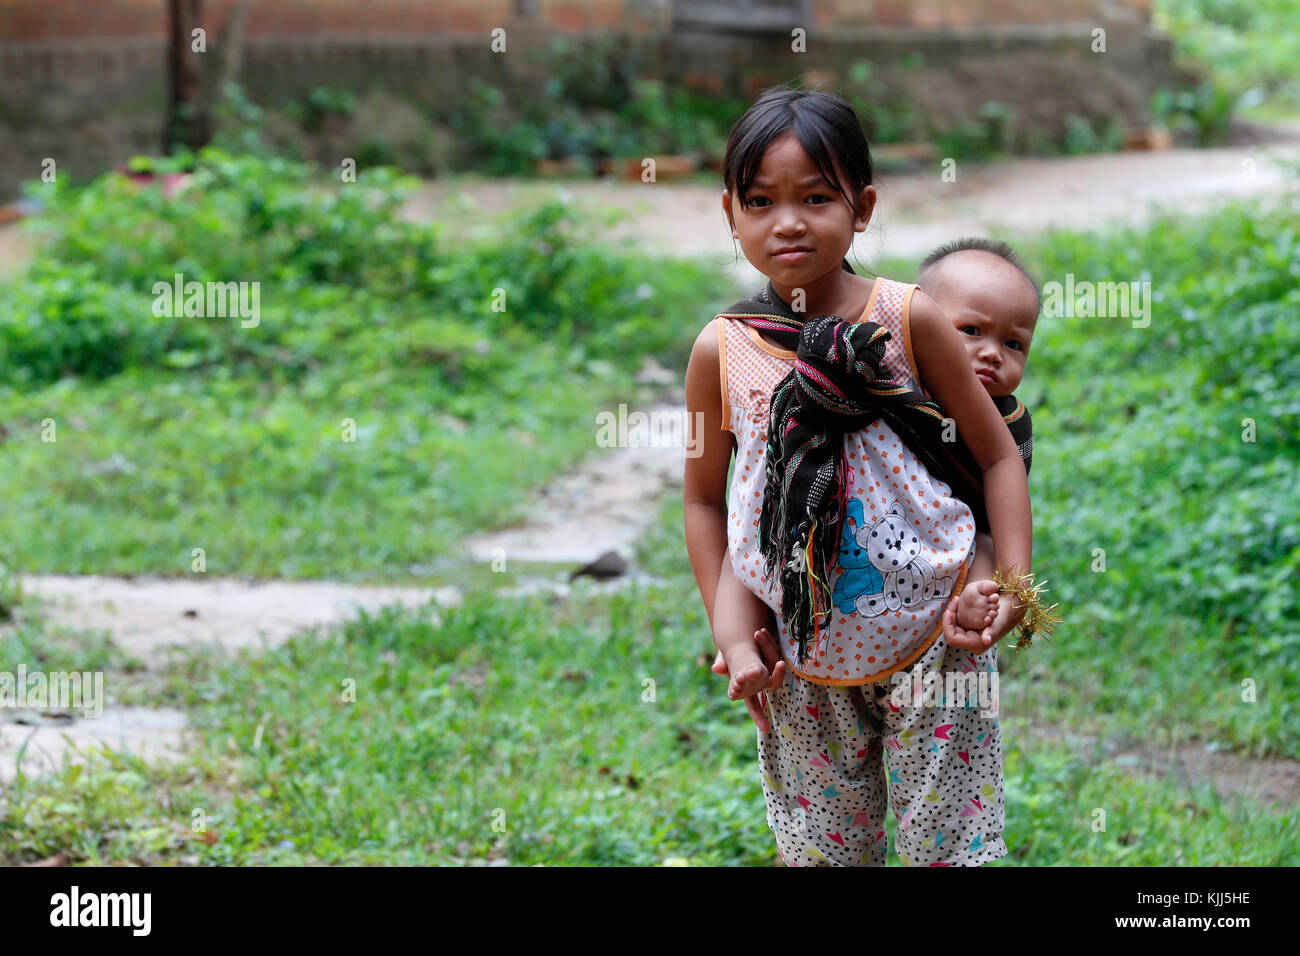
top-left (905, 287), bottom-right (946, 344)
top-left (687, 318), bottom-right (722, 380)
top-left (686, 319), bottom-right (726, 413)
top-left (684, 318), bottom-right (735, 504)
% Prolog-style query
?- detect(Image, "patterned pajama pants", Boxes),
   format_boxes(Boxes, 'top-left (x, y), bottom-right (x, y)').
top-left (756, 630), bottom-right (1007, 866)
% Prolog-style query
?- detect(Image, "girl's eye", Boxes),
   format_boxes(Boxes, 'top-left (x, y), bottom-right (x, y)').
top-left (746, 194), bottom-right (829, 207)
top-left (1006, 340), bottom-right (1023, 351)
top-left (960, 326), bottom-right (979, 336)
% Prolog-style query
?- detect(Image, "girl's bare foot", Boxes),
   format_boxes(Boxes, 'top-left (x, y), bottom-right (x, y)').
top-left (956, 579), bottom-right (999, 632)
top-left (725, 638), bottom-right (771, 701)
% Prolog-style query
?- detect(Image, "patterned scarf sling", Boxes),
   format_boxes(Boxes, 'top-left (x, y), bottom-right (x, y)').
top-left (716, 259), bottom-right (1033, 665)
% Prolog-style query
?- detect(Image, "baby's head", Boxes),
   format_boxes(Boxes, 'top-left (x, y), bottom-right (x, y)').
top-left (916, 238), bottom-right (1039, 398)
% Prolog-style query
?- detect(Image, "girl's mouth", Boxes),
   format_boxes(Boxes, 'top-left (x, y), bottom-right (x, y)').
top-left (773, 250), bottom-right (812, 262)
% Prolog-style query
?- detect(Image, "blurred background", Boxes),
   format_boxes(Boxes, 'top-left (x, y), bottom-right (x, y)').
top-left (0, 0), bottom-right (1296, 866)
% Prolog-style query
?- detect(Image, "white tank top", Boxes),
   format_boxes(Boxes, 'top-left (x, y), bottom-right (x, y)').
top-left (716, 277), bottom-right (976, 686)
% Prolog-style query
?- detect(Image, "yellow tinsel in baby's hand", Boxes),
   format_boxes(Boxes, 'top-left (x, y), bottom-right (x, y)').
top-left (992, 566), bottom-right (1062, 651)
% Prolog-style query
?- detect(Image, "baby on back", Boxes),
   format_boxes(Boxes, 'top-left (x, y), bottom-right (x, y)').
top-left (915, 237), bottom-right (1039, 643)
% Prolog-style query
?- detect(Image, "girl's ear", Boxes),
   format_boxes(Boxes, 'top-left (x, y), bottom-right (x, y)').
top-left (854, 184), bottom-right (878, 232)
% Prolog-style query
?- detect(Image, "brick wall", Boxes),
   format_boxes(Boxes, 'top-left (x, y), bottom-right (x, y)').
top-left (0, 0), bottom-right (1171, 199)
top-left (0, 0), bottom-right (1151, 41)
top-left (0, 0), bottom-right (671, 41)
top-left (819, 0), bottom-right (1107, 29)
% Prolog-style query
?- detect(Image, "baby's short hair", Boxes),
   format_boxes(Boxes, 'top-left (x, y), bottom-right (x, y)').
top-left (917, 236), bottom-right (1040, 315)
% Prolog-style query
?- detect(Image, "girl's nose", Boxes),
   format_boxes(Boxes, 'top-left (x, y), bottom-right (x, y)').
top-left (776, 211), bottom-right (806, 234)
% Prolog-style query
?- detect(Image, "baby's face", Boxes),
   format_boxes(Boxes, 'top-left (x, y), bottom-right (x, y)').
top-left (921, 253), bottom-right (1038, 398)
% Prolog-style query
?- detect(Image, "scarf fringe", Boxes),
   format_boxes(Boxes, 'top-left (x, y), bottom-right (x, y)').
top-left (758, 435), bottom-right (851, 666)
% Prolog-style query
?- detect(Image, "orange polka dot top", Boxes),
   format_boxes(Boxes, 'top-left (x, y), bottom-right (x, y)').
top-left (716, 277), bottom-right (976, 686)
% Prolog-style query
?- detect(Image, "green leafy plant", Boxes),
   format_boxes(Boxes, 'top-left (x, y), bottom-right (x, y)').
top-left (1155, 0), bottom-right (1300, 118)
top-left (1151, 80), bottom-right (1237, 145)
top-left (287, 86), bottom-right (357, 134)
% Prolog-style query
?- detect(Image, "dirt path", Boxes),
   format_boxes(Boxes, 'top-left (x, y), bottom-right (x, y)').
top-left (1022, 723), bottom-right (1300, 810)
top-left (5, 135), bottom-right (1294, 282)
top-left (1, 386), bottom-right (685, 781)
top-left (18, 575), bottom-right (463, 658)
top-left (0, 576), bottom-right (465, 783)
top-left (0, 221), bottom-right (31, 280)
top-left (0, 707), bottom-right (190, 784)
top-left (463, 397), bottom-right (686, 564)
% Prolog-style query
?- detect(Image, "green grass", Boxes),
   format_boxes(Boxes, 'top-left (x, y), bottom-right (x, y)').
top-left (0, 569), bottom-right (137, 679)
top-left (0, 365), bottom-right (623, 578)
top-left (2, 558), bottom-right (1294, 865)
top-left (0, 150), bottom-right (725, 579)
top-left (997, 736), bottom-right (1296, 865)
top-left (872, 197), bottom-right (1300, 761)
top-left (2, 575), bottom-right (782, 865)
top-left (1, 157), bottom-right (1297, 865)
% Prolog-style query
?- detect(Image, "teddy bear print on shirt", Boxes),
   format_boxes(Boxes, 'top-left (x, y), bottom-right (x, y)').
top-left (832, 500), bottom-right (953, 618)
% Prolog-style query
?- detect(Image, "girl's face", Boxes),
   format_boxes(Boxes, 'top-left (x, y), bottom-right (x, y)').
top-left (723, 131), bottom-right (875, 287)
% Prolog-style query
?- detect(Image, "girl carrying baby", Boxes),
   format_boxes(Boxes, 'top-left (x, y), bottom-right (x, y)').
top-left (683, 85), bottom-right (1038, 866)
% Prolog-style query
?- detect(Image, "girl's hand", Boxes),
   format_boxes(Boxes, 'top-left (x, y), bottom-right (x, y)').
top-left (712, 628), bottom-right (787, 733)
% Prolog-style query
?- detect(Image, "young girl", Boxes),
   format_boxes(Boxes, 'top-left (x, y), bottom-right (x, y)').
top-left (683, 86), bottom-right (1034, 866)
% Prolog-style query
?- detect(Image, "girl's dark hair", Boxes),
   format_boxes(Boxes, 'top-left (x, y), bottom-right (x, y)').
top-left (723, 84), bottom-right (874, 217)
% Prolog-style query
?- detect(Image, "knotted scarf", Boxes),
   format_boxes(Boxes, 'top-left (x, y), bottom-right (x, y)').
top-left (717, 259), bottom-right (1033, 665)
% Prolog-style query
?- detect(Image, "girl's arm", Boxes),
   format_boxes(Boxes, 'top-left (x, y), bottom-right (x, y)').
top-left (713, 548), bottom-right (777, 661)
top-left (969, 531), bottom-right (996, 582)
top-left (682, 321), bottom-right (737, 632)
top-left (909, 291), bottom-right (1032, 625)
top-left (684, 320), bottom-right (786, 724)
